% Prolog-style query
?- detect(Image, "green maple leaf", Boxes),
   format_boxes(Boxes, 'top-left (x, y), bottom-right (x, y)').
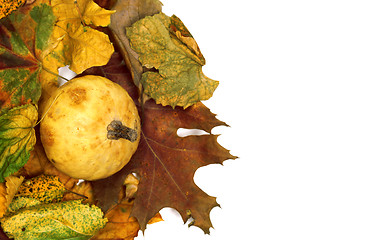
top-left (0, 104), bottom-right (37, 182)
top-left (1, 200), bottom-right (107, 240)
top-left (126, 13), bottom-right (219, 108)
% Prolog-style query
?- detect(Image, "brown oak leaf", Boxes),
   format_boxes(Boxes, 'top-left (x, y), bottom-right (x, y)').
top-left (86, 53), bottom-right (236, 234)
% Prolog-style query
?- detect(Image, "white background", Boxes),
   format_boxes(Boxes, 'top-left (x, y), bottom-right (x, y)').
top-left (135, 0), bottom-right (376, 240)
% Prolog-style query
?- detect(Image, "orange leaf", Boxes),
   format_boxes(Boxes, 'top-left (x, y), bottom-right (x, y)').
top-left (92, 200), bottom-right (141, 240)
top-left (63, 180), bottom-right (94, 203)
top-left (0, 176), bottom-right (24, 217)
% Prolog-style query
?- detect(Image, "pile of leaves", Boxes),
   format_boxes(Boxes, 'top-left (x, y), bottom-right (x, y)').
top-left (0, 0), bottom-right (236, 239)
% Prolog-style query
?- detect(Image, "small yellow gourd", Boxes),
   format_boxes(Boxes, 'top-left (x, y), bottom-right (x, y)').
top-left (40, 75), bottom-right (140, 180)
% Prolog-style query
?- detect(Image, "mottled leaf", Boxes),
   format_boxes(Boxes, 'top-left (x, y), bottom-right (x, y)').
top-left (126, 13), bottom-right (219, 108)
top-left (0, 104), bottom-right (37, 182)
top-left (0, 1), bottom-right (56, 112)
top-left (1, 200), bottom-right (107, 240)
top-left (15, 174), bottom-right (66, 203)
top-left (0, 0), bottom-right (26, 20)
top-left (7, 196), bottom-right (41, 213)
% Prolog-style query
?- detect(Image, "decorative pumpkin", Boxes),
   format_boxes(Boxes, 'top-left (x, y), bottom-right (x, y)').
top-left (40, 75), bottom-right (140, 180)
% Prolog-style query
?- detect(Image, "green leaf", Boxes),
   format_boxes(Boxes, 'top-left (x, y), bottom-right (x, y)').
top-left (0, 104), bottom-right (37, 182)
top-left (126, 13), bottom-right (219, 108)
top-left (0, 3), bottom-right (56, 112)
top-left (1, 200), bottom-right (107, 240)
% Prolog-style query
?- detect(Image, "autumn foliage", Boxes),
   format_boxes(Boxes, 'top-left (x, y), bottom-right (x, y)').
top-left (0, 0), bottom-right (236, 239)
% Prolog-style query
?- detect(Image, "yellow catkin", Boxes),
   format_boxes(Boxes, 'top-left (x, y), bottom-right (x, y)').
top-left (0, 0), bottom-right (26, 20)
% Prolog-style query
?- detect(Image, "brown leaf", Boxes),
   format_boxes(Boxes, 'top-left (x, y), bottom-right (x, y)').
top-left (85, 52), bottom-right (236, 234)
top-left (125, 101), bottom-right (235, 234)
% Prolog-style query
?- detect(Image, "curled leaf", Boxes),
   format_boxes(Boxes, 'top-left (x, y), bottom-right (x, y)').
top-left (109, 0), bottom-right (162, 86)
top-left (0, 175), bottom-right (24, 217)
top-left (126, 13), bottom-right (219, 108)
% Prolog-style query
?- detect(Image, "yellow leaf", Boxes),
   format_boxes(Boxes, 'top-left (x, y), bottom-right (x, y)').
top-left (5, 176), bottom-right (24, 207)
top-left (49, 0), bottom-right (115, 74)
top-left (2, 200), bottom-right (107, 239)
top-left (15, 174), bottom-right (66, 203)
top-left (0, 183), bottom-right (6, 217)
top-left (0, 176), bottom-right (24, 218)
top-left (63, 23), bottom-right (115, 74)
top-left (52, 0), bottom-right (115, 27)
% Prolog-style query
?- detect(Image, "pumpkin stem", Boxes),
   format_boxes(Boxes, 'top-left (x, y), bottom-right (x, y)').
top-left (107, 120), bottom-right (138, 142)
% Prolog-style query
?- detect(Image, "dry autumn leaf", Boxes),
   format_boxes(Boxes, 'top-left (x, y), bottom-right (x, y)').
top-left (0, 0), bottom-right (236, 238)
top-left (0, 0), bottom-right (115, 184)
top-left (50, 0), bottom-right (115, 75)
top-left (0, 175), bottom-right (24, 217)
top-left (109, 0), bottom-right (162, 86)
top-left (93, 199), bottom-right (162, 240)
top-left (126, 13), bottom-right (219, 108)
top-left (84, 52), bottom-right (236, 234)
